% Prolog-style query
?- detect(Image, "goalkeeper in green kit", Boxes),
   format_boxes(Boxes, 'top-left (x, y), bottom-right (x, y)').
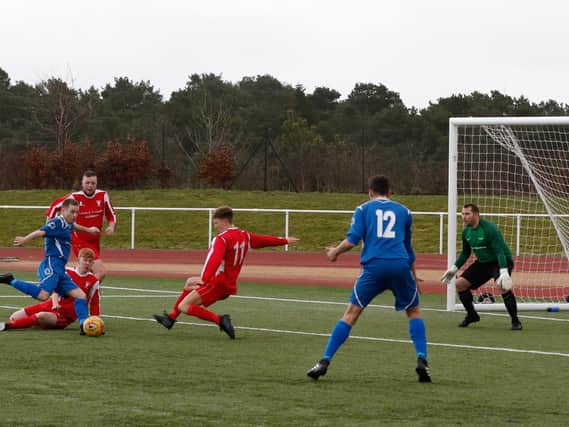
top-left (441, 204), bottom-right (522, 330)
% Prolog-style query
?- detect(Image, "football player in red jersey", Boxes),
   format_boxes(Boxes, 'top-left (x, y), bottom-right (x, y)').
top-left (153, 206), bottom-right (299, 338)
top-left (0, 248), bottom-right (100, 331)
top-left (46, 170), bottom-right (116, 281)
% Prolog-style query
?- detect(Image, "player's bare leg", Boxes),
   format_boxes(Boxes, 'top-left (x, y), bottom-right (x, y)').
top-left (178, 290), bottom-right (235, 339)
top-left (3, 312), bottom-right (58, 330)
top-left (153, 280), bottom-right (199, 330)
top-left (155, 279), bottom-right (235, 339)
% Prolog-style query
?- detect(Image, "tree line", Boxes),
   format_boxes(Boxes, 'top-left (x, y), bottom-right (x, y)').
top-left (1, 67), bottom-right (567, 193)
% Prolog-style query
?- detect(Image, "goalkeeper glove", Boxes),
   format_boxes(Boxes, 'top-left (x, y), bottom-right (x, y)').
top-left (440, 265), bottom-right (458, 284)
top-left (496, 268), bottom-right (512, 291)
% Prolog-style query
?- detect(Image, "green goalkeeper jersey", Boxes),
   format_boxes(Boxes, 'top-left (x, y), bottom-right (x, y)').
top-left (455, 218), bottom-right (513, 269)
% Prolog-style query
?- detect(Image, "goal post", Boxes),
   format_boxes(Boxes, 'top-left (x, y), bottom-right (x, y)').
top-left (447, 116), bottom-right (569, 311)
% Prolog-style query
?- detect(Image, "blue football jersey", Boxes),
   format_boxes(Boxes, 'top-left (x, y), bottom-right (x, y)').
top-left (40, 216), bottom-right (74, 261)
top-left (346, 198), bottom-right (415, 265)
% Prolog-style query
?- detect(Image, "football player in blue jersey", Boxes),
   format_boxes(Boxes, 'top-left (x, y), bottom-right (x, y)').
top-left (0, 198), bottom-right (100, 334)
top-left (307, 175), bottom-right (431, 382)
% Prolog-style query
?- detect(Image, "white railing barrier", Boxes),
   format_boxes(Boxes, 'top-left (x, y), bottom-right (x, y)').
top-left (2, 205), bottom-right (563, 254)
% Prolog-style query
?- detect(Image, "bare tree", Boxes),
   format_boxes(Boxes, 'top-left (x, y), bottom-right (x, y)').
top-left (32, 78), bottom-right (92, 150)
top-left (187, 90), bottom-right (233, 155)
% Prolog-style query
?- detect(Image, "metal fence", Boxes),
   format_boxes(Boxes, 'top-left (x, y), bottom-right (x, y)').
top-left (0, 205), bottom-right (446, 254)
top-left (2, 205), bottom-right (558, 255)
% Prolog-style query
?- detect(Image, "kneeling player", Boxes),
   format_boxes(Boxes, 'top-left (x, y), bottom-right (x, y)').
top-left (0, 248), bottom-right (101, 332)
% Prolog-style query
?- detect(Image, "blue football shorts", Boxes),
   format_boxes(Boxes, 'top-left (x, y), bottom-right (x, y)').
top-left (349, 258), bottom-right (419, 311)
top-left (37, 257), bottom-right (78, 296)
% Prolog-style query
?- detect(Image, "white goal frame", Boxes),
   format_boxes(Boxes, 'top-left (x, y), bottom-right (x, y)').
top-left (447, 116), bottom-right (569, 312)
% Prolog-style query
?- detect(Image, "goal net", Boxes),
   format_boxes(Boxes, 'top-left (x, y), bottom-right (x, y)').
top-left (447, 117), bottom-right (569, 311)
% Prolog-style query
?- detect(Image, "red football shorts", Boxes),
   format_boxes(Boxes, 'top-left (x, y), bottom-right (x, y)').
top-left (196, 277), bottom-right (237, 307)
top-left (71, 235), bottom-right (101, 260)
top-left (24, 301), bottom-right (76, 329)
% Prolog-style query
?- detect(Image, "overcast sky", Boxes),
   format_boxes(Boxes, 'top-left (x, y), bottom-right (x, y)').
top-left (2, 0), bottom-right (568, 109)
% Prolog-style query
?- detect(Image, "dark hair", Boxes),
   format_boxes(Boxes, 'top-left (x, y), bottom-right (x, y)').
top-left (62, 198), bottom-right (79, 209)
top-left (463, 203), bottom-right (480, 214)
top-left (83, 170), bottom-right (97, 178)
top-left (213, 206), bottom-right (233, 222)
top-left (368, 175), bottom-right (390, 195)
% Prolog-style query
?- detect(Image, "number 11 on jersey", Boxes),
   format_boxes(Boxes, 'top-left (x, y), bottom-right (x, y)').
top-left (233, 241), bottom-right (246, 266)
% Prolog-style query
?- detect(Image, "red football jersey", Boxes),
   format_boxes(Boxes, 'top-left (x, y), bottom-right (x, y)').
top-left (46, 190), bottom-right (116, 244)
top-left (57, 267), bottom-right (101, 319)
top-left (201, 227), bottom-right (288, 286)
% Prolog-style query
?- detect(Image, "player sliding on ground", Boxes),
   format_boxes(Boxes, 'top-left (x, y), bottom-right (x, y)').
top-left (0, 248), bottom-right (100, 332)
top-left (0, 198), bottom-right (100, 334)
top-left (307, 175), bottom-right (431, 383)
top-left (153, 206), bottom-right (299, 339)
top-left (440, 203), bottom-right (522, 330)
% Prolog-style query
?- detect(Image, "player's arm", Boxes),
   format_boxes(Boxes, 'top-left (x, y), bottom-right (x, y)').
top-left (45, 195), bottom-right (68, 221)
top-left (200, 237), bottom-right (226, 284)
top-left (487, 225), bottom-right (508, 268)
top-left (404, 212), bottom-right (416, 265)
top-left (249, 234), bottom-right (299, 249)
top-left (105, 221), bottom-right (116, 236)
top-left (405, 215), bottom-right (423, 288)
top-left (74, 223), bottom-right (100, 235)
top-left (410, 262), bottom-right (425, 293)
top-left (51, 292), bottom-right (61, 310)
top-left (487, 225), bottom-right (512, 290)
top-left (89, 283), bottom-right (101, 316)
top-left (328, 206), bottom-right (362, 262)
top-left (441, 233), bottom-right (471, 284)
top-left (104, 193), bottom-right (117, 236)
top-left (326, 239), bottom-right (355, 262)
top-left (14, 229), bottom-right (46, 246)
top-left (454, 234), bottom-right (471, 268)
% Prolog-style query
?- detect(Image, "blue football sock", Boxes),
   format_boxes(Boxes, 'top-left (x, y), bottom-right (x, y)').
top-left (322, 320), bottom-right (352, 361)
top-left (409, 317), bottom-right (428, 360)
top-left (11, 279), bottom-right (41, 299)
top-left (74, 298), bottom-right (88, 324)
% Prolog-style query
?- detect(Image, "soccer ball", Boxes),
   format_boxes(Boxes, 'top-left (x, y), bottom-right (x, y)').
top-left (82, 316), bottom-right (105, 337)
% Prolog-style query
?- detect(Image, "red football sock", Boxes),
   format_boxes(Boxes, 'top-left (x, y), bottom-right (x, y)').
top-left (169, 289), bottom-right (190, 319)
top-left (7, 315), bottom-right (39, 329)
top-left (187, 305), bottom-right (220, 325)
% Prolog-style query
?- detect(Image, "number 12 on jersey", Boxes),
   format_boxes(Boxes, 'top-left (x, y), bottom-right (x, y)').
top-left (376, 209), bottom-right (396, 238)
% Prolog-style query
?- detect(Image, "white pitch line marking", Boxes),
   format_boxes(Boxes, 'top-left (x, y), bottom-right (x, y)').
top-left (101, 286), bottom-right (569, 322)
top-left (100, 313), bottom-right (569, 359)
top-left (0, 305), bottom-right (567, 358)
